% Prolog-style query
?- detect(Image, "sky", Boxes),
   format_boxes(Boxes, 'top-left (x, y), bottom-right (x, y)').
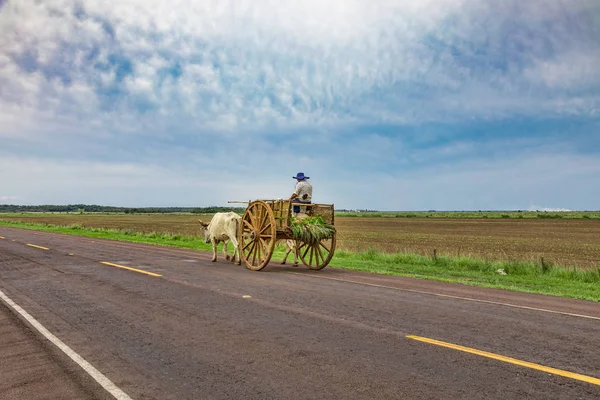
top-left (1, 0), bottom-right (599, 211)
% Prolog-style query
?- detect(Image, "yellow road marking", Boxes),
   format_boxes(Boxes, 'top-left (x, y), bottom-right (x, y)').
top-left (0, 236), bottom-right (5, 239)
top-left (26, 243), bottom-right (49, 250)
top-left (100, 262), bottom-right (162, 277)
top-left (407, 335), bottom-right (600, 386)
top-left (243, 295), bottom-right (252, 299)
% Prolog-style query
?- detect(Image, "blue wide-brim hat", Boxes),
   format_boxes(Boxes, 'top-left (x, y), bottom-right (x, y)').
top-left (293, 172), bottom-right (310, 180)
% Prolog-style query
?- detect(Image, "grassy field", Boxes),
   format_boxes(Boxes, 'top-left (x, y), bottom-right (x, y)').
top-left (1, 212), bottom-right (599, 269)
top-left (1, 213), bottom-right (599, 301)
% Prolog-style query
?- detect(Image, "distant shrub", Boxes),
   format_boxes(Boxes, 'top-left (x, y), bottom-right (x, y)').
top-left (537, 213), bottom-right (563, 219)
top-left (501, 214), bottom-right (510, 218)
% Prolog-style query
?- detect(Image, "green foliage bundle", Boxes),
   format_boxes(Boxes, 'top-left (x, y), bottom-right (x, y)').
top-left (290, 215), bottom-right (336, 244)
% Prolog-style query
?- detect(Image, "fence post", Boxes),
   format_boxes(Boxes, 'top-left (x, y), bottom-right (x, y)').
top-left (540, 256), bottom-right (548, 272)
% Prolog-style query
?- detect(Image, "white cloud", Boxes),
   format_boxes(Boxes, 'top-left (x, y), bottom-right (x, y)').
top-left (527, 207), bottom-right (573, 212)
top-left (524, 51), bottom-right (600, 90)
top-left (1, 0), bottom-right (599, 209)
top-left (1, 0), bottom-right (598, 142)
top-left (0, 195), bottom-right (19, 203)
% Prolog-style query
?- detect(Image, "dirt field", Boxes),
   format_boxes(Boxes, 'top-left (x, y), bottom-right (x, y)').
top-left (1, 214), bottom-right (599, 269)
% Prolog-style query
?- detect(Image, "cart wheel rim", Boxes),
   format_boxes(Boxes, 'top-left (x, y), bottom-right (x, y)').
top-left (297, 234), bottom-right (336, 270)
top-left (240, 200), bottom-right (276, 271)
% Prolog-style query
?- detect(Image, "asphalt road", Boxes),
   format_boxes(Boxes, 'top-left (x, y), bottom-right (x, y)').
top-left (0, 227), bottom-right (598, 400)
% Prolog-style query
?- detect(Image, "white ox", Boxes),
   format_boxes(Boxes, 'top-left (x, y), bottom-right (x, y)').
top-left (198, 212), bottom-right (242, 265)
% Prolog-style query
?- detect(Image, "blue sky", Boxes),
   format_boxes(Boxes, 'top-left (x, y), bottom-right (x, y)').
top-left (1, 0), bottom-right (599, 211)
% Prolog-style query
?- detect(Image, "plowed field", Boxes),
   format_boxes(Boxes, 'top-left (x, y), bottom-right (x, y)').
top-left (1, 214), bottom-right (599, 269)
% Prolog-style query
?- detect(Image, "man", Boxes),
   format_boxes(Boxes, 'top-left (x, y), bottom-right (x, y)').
top-left (290, 172), bottom-right (312, 214)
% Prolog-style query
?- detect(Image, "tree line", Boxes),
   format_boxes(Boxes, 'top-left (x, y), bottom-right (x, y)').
top-left (0, 204), bottom-right (245, 214)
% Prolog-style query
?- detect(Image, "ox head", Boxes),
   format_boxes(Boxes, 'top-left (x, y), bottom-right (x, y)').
top-left (198, 220), bottom-right (211, 243)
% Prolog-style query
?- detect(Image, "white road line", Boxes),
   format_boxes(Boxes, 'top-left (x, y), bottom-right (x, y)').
top-left (0, 288), bottom-right (133, 400)
top-left (286, 272), bottom-right (600, 321)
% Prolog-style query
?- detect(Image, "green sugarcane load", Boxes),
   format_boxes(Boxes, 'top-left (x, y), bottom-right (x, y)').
top-left (290, 215), bottom-right (336, 244)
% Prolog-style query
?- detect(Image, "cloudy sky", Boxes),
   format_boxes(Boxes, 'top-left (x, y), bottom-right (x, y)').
top-left (1, 0), bottom-right (599, 211)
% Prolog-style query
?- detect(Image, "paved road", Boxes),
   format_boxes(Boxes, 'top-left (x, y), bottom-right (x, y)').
top-left (0, 227), bottom-right (598, 400)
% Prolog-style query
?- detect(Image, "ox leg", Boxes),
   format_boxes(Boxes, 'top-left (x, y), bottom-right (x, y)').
top-left (292, 241), bottom-right (299, 267)
top-left (223, 240), bottom-right (230, 261)
top-left (211, 240), bottom-right (217, 262)
top-left (229, 236), bottom-right (241, 265)
top-left (281, 246), bottom-right (290, 264)
top-left (293, 250), bottom-right (299, 267)
top-left (281, 241), bottom-right (298, 266)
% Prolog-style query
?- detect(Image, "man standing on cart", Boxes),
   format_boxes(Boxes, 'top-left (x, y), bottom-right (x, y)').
top-left (290, 172), bottom-right (312, 214)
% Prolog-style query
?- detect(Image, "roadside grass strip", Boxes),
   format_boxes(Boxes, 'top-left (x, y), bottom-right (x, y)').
top-left (407, 335), bottom-right (600, 386)
top-left (100, 261), bottom-right (162, 277)
top-left (26, 243), bottom-right (49, 250)
top-left (0, 288), bottom-right (133, 400)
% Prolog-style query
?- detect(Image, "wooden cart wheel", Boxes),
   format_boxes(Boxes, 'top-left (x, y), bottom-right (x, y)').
top-left (240, 200), bottom-right (277, 271)
top-left (297, 233), bottom-right (336, 270)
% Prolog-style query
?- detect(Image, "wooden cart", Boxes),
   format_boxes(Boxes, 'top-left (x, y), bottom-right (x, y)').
top-left (235, 199), bottom-right (336, 271)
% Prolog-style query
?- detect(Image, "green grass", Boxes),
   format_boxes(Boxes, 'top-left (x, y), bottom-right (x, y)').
top-left (332, 249), bottom-right (600, 301)
top-left (1, 219), bottom-right (598, 301)
top-left (0, 220), bottom-right (212, 249)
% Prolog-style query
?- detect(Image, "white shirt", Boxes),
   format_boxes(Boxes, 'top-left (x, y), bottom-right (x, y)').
top-left (294, 180), bottom-right (312, 202)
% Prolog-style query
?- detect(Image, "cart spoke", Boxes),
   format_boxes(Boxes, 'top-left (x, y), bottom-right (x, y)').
top-left (255, 205), bottom-right (262, 228)
top-left (254, 205), bottom-right (262, 228)
top-left (309, 246), bottom-right (314, 266)
top-left (259, 237), bottom-right (270, 249)
top-left (311, 244), bottom-right (320, 265)
top-left (251, 242), bottom-right (258, 266)
top-left (314, 243), bottom-right (325, 265)
top-left (261, 205), bottom-right (269, 230)
top-left (248, 205), bottom-right (257, 227)
top-left (259, 207), bottom-right (268, 229)
top-left (242, 240), bottom-right (255, 251)
top-left (245, 242), bottom-right (256, 259)
top-left (243, 220), bottom-right (254, 232)
top-left (301, 243), bottom-right (311, 259)
top-left (315, 244), bottom-right (323, 265)
top-left (255, 241), bottom-right (261, 265)
top-left (319, 241), bottom-right (332, 252)
top-left (260, 222), bottom-right (272, 234)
